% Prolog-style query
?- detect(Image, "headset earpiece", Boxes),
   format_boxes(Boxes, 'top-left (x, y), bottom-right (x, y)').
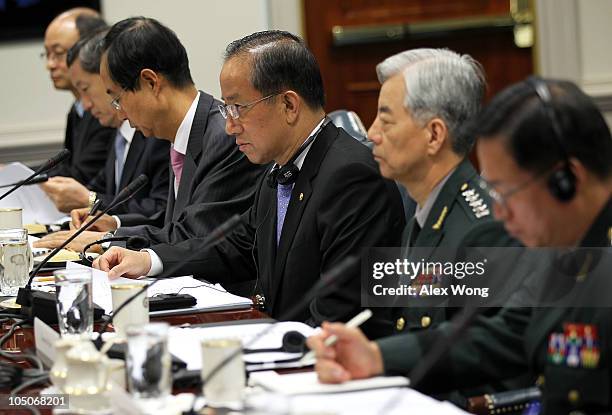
top-left (547, 164), bottom-right (576, 201)
top-left (529, 77), bottom-right (576, 202)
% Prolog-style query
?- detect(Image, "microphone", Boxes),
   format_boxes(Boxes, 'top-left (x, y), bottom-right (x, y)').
top-left (181, 256), bottom-right (360, 414)
top-left (0, 149), bottom-right (70, 202)
top-left (16, 175), bottom-right (149, 319)
top-left (0, 174), bottom-right (49, 189)
top-left (94, 214), bottom-right (244, 348)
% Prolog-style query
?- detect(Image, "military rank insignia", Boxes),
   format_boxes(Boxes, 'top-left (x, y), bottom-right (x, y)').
top-left (548, 323), bottom-right (600, 368)
top-left (461, 187), bottom-right (490, 218)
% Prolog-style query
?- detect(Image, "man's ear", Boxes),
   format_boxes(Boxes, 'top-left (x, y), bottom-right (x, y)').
top-left (281, 90), bottom-right (301, 123)
top-left (426, 117), bottom-right (449, 156)
top-left (139, 69), bottom-right (160, 95)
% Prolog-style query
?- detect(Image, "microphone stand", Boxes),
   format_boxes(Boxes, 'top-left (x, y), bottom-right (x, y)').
top-left (16, 175), bottom-right (149, 322)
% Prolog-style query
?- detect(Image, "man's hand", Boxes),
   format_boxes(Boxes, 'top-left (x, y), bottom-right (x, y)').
top-left (93, 247), bottom-right (152, 279)
top-left (306, 322), bottom-right (384, 383)
top-left (40, 177), bottom-right (89, 213)
top-left (33, 230), bottom-right (106, 253)
top-left (70, 208), bottom-right (118, 231)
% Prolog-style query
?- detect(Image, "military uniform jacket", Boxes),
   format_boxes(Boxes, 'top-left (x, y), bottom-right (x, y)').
top-left (378, 197), bottom-right (612, 415)
top-left (391, 159), bottom-right (513, 334)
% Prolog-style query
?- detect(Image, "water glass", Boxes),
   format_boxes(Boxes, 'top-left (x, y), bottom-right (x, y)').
top-left (0, 228), bottom-right (30, 296)
top-left (126, 322), bottom-right (171, 400)
top-left (201, 338), bottom-right (245, 409)
top-left (54, 268), bottom-right (93, 338)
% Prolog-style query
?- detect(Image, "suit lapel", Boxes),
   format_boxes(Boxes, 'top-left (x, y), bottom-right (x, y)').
top-left (269, 123), bottom-right (337, 310)
top-left (118, 132), bottom-right (145, 189)
top-left (172, 92), bottom-right (211, 220)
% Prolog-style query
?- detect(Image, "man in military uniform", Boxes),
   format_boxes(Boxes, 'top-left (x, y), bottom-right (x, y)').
top-left (308, 77), bottom-right (612, 414)
top-left (367, 48), bottom-right (514, 334)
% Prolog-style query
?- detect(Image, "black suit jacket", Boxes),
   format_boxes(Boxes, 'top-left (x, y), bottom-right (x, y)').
top-left (115, 91), bottom-right (266, 244)
top-left (87, 131), bottom-right (170, 228)
top-left (49, 103), bottom-right (115, 185)
top-left (152, 122), bottom-right (406, 335)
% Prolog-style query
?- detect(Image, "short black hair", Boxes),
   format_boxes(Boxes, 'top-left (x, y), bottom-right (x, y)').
top-left (102, 17), bottom-right (193, 91)
top-left (67, 30), bottom-right (108, 73)
top-left (75, 14), bottom-right (107, 38)
top-left (474, 77), bottom-right (612, 180)
top-left (224, 30), bottom-right (325, 109)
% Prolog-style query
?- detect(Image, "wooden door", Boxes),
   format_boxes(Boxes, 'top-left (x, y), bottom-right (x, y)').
top-left (304, 0), bottom-right (535, 128)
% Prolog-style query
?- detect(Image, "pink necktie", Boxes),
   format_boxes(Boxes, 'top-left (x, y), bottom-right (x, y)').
top-left (170, 148), bottom-right (185, 189)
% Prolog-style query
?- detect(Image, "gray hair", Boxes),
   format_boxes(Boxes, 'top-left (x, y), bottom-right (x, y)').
top-left (376, 48), bottom-right (485, 155)
top-left (79, 30), bottom-right (108, 74)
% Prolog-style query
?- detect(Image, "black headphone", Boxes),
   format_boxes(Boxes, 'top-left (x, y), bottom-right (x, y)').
top-left (266, 118), bottom-right (329, 188)
top-left (529, 77), bottom-right (576, 202)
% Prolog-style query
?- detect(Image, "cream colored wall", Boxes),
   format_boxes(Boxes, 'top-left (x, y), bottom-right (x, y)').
top-left (536, 0), bottom-right (612, 127)
top-left (0, 0), bottom-right (304, 162)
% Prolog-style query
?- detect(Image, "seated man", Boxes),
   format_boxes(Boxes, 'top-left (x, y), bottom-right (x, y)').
top-left (307, 78), bottom-right (612, 415)
top-left (94, 30), bottom-right (406, 337)
top-left (42, 8), bottom-right (115, 185)
top-left (36, 17), bottom-right (266, 254)
top-left (39, 30), bottom-right (169, 222)
top-left (366, 48), bottom-right (514, 334)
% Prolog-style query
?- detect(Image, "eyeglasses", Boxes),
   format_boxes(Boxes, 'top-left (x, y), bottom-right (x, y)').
top-left (218, 92), bottom-right (282, 120)
top-left (110, 90), bottom-right (125, 111)
top-left (479, 169), bottom-right (549, 207)
top-left (40, 49), bottom-right (68, 63)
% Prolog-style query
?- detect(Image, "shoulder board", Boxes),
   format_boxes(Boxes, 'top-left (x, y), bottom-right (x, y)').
top-left (459, 182), bottom-right (491, 220)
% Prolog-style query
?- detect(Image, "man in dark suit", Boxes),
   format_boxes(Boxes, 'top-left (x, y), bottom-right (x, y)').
top-left (365, 49), bottom-right (513, 334)
top-left (308, 78), bottom-right (612, 414)
top-left (95, 30), bottom-right (405, 336)
top-left (42, 8), bottom-right (114, 185)
top-left (47, 17), bottom-right (265, 255)
top-left (36, 30), bottom-right (169, 239)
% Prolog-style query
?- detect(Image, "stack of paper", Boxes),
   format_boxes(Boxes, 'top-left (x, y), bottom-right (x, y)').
top-left (0, 162), bottom-right (64, 224)
top-left (66, 263), bottom-right (253, 316)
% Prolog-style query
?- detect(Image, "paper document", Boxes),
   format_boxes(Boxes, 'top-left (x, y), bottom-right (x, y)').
top-left (249, 371), bottom-right (409, 395)
top-left (246, 387), bottom-right (469, 415)
top-left (168, 321), bottom-right (317, 370)
top-left (66, 263), bottom-right (253, 316)
top-left (0, 162), bottom-right (64, 224)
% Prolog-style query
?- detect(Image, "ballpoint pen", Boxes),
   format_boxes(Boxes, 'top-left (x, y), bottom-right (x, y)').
top-left (300, 308), bottom-right (373, 364)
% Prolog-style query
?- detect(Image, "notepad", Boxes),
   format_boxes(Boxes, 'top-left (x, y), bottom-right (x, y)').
top-left (248, 371), bottom-right (409, 395)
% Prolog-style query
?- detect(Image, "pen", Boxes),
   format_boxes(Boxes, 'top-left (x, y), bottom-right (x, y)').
top-left (300, 308), bottom-right (373, 364)
top-left (88, 199), bottom-right (102, 217)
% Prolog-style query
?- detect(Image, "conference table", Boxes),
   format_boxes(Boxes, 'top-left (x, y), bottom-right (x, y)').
top-left (0, 302), bottom-right (268, 414)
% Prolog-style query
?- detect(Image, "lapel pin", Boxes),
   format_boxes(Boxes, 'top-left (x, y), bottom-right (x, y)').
top-left (299, 193), bottom-right (304, 201)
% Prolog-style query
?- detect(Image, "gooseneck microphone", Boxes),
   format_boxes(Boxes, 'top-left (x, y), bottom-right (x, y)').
top-left (16, 174), bottom-right (149, 317)
top-left (0, 173), bottom-right (49, 189)
top-left (0, 149), bottom-right (70, 202)
top-left (94, 214), bottom-right (245, 348)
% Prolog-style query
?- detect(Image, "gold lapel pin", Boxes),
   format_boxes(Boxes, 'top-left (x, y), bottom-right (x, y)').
top-left (299, 193), bottom-right (304, 201)
top-left (432, 206), bottom-right (448, 230)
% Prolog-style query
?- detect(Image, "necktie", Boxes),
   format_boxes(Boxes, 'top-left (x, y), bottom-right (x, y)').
top-left (276, 183), bottom-right (293, 245)
top-left (408, 220), bottom-right (421, 247)
top-left (170, 148), bottom-right (185, 192)
top-left (114, 132), bottom-right (127, 191)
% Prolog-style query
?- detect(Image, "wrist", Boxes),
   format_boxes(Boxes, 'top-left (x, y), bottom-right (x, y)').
top-left (369, 341), bottom-right (384, 376)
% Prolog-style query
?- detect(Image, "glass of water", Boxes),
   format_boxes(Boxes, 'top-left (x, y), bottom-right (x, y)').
top-left (126, 322), bottom-right (171, 400)
top-left (54, 268), bottom-right (93, 338)
top-left (0, 228), bottom-right (31, 296)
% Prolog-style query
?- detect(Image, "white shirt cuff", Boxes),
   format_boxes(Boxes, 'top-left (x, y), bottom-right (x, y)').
top-left (144, 248), bottom-right (163, 276)
top-left (113, 215), bottom-right (122, 229)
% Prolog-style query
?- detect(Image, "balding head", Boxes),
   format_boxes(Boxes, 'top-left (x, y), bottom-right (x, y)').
top-left (44, 7), bottom-right (103, 91)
